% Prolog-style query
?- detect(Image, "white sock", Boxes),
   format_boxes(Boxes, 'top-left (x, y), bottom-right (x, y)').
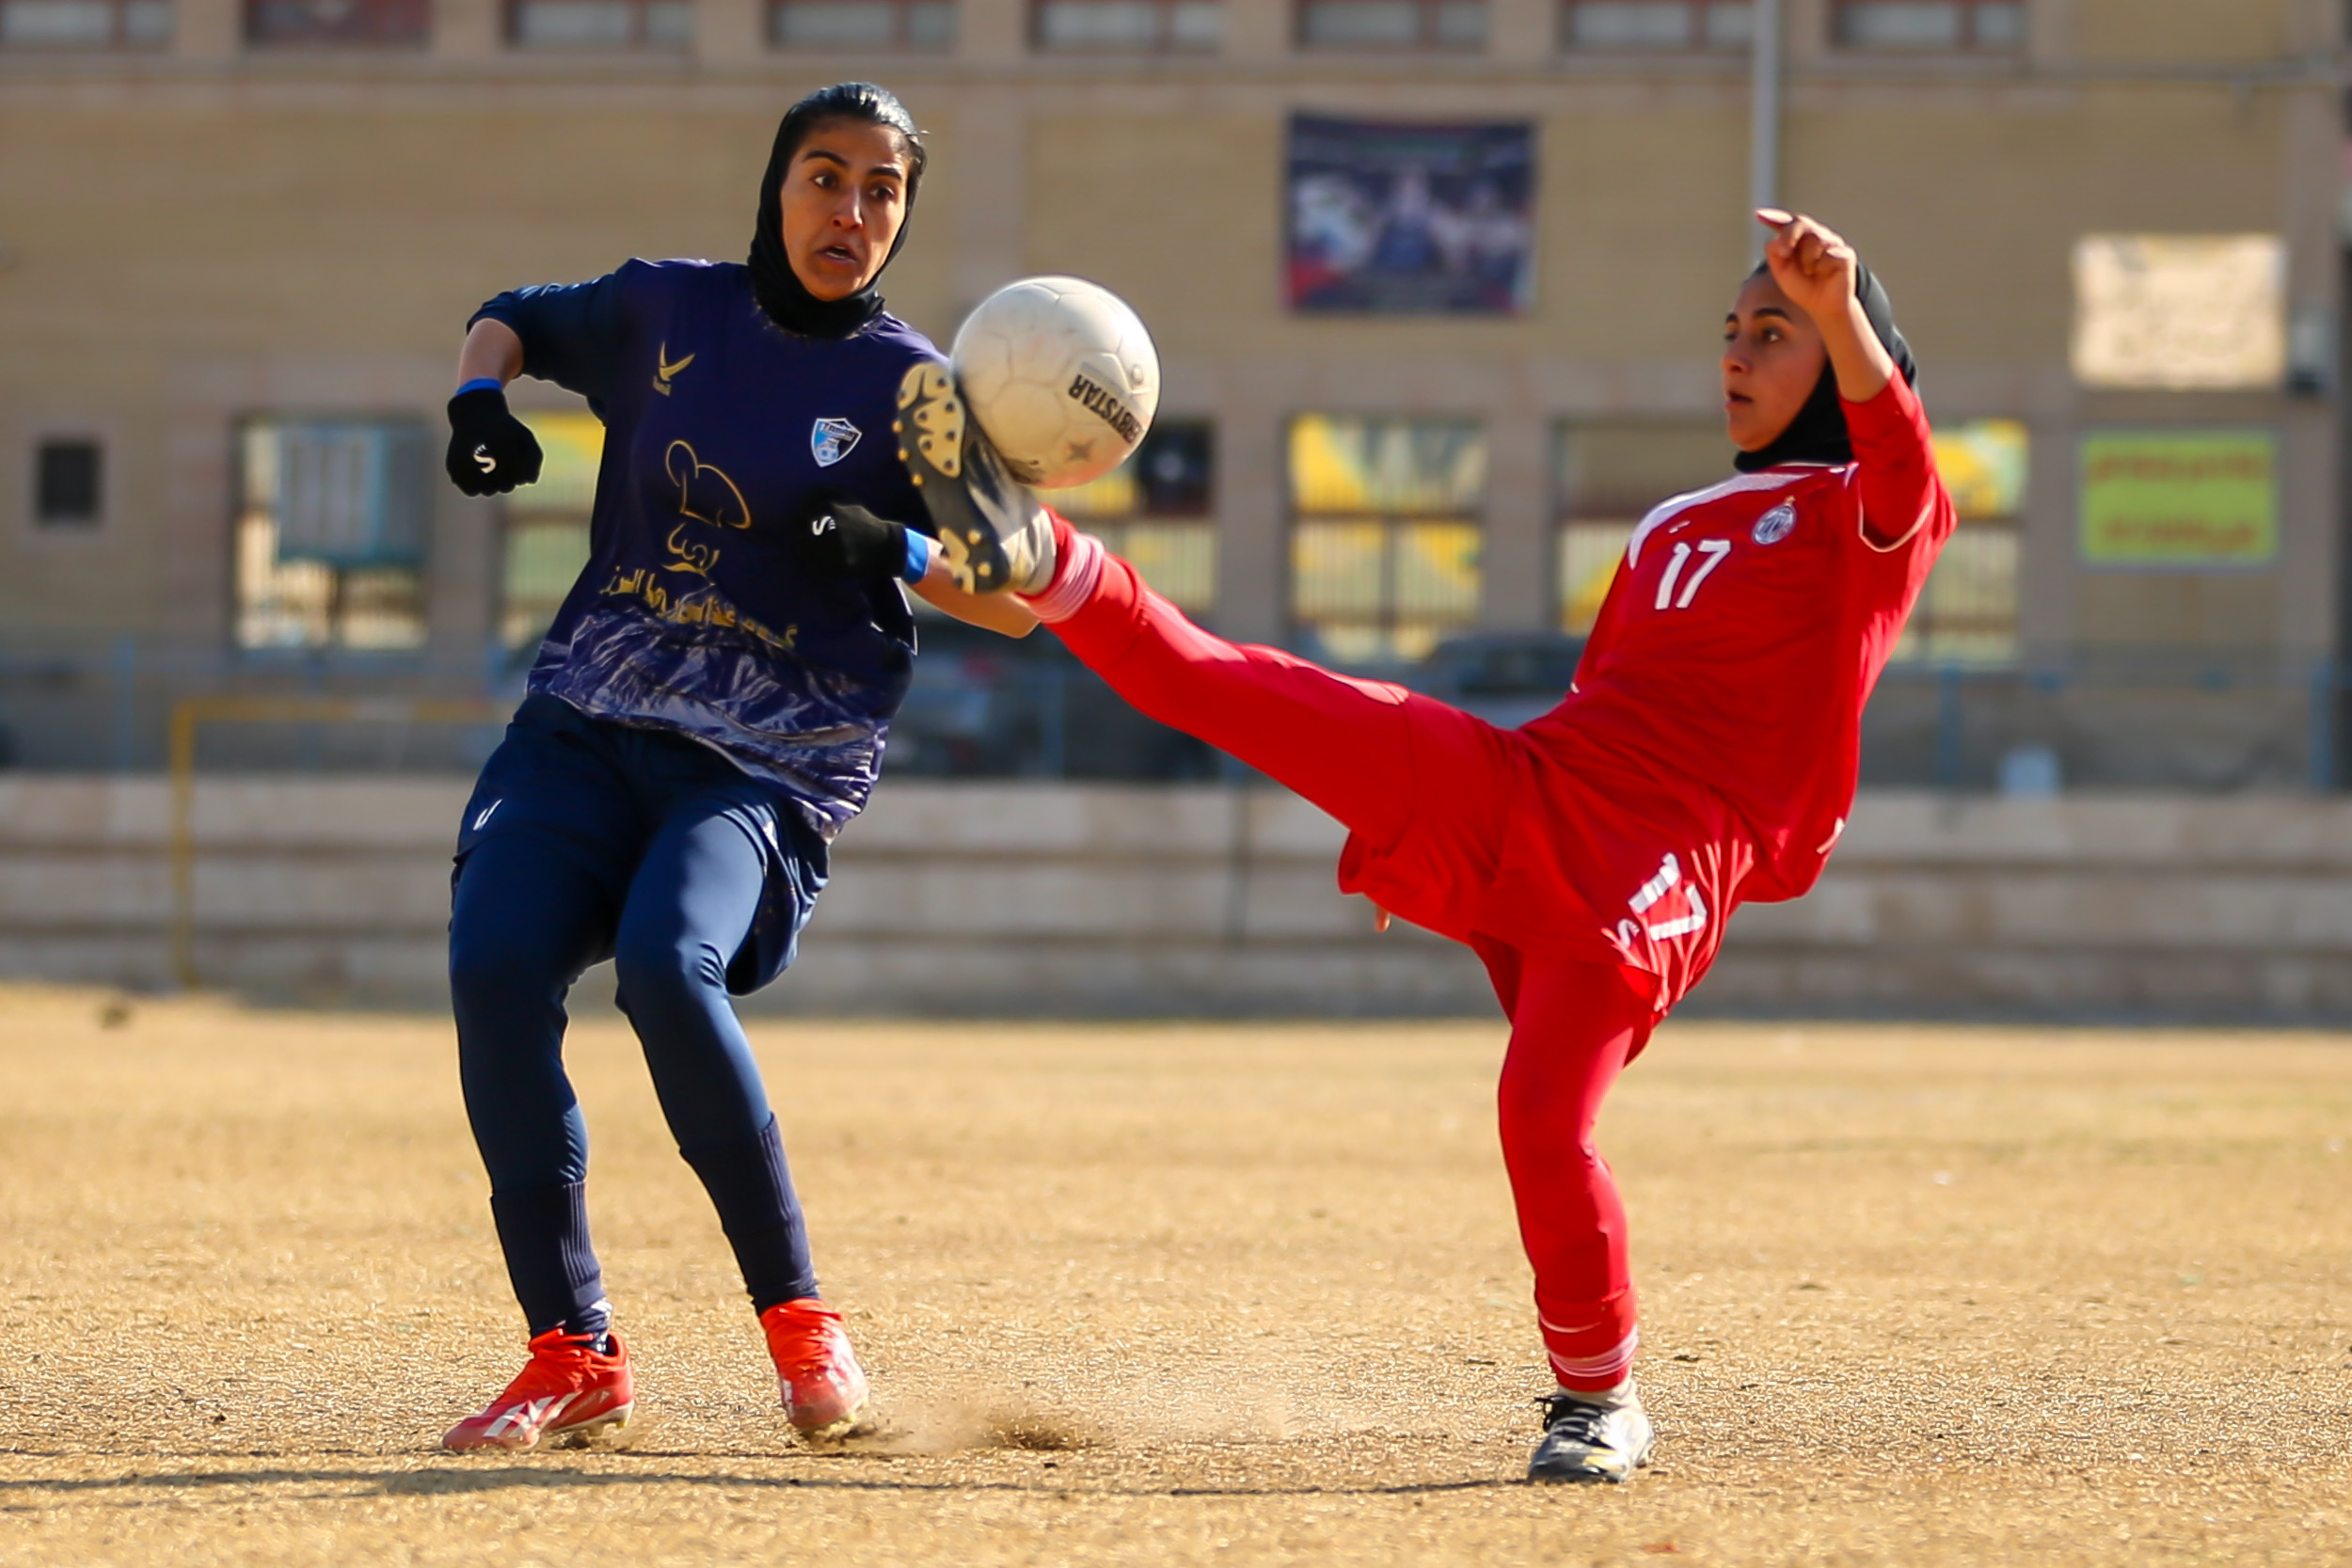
top-left (1019, 529), bottom-right (1104, 622)
top-left (1558, 1375), bottom-right (1637, 1409)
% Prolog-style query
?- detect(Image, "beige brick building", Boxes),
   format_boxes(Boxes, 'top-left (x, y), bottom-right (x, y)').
top-left (1, 0), bottom-right (2345, 784)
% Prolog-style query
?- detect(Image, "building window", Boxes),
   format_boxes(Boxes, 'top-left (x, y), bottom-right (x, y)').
top-left (1893, 419), bottom-right (2026, 664)
top-left (234, 420), bottom-right (429, 653)
top-left (1290, 416), bottom-right (1483, 665)
top-left (1298, 0), bottom-right (1484, 49)
top-left (246, 0), bottom-right (426, 44)
top-left (771, 0), bottom-right (954, 48)
top-left (1032, 0), bottom-right (1220, 52)
top-left (1553, 422), bottom-right (1727, 633)
top-left (0, 0), bottom-right (168, 47)
top-left (1834, 0), bottom-right (2022, 50)
top-left (1560, 0), bottom-right (1749, 50)
top-left (509, 0), bottom-right (688, 48)
top-left (34, 438), bottom-right (103, 529)
top-left (501, 412), bottom-right (600, 654)
top-left (1050, 422), bottom-right (1217, 615)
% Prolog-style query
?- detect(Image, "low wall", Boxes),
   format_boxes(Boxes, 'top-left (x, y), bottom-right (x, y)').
top-left (1, 778), bottom-right (2347, 1017)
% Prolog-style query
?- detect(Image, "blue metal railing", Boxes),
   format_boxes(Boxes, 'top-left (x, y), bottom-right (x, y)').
top-left (2, 637), bottom-right (2344, 793)
top-left (1864, 657), bottom-right (2347, 796)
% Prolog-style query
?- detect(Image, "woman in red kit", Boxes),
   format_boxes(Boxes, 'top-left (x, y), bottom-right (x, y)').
top-left (824, 209), bottom-right (1951, 1483)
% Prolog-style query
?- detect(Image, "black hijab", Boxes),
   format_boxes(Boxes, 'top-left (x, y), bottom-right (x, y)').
top-left (1733, 259), bottom-right (1917, 472)
top-left (747, 82), bottom-right (926, 340)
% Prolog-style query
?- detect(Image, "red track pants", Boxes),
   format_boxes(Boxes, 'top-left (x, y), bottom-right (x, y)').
top-left (1044, 546), bottom-right (1642, 1390)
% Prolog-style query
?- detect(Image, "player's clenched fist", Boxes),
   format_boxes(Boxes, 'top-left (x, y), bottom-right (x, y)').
top-left (797, 491), bottom-right (916, 581)
top-left (1752, 206), bottom-right (1897, 407)
top-left (1755, 208), bottom-right (1861, 323)
top-left (444, 384), bottom-right (544, 496)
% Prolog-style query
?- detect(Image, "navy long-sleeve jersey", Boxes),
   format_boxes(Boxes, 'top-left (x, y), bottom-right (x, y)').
top-left (471, 258), bottom-right (941, 839)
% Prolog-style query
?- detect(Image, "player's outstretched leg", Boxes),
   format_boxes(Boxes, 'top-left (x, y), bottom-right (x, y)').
top-left (1486, 948), bottom-right (1659, 1483)
top-left (893, 361), bottom-right (1059, 595)
top-left (611, 790), bottom-right (870, 1440)
top-left (1017, 515), bottom-right (1504, 852)
top-left (893, 379), bottom-right (1494, 856)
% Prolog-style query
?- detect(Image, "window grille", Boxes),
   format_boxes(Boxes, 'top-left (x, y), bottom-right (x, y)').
top-left (1032, 0), bottom-right (1221, 52)
top-left (1834, 0), bottom-right (2023, 51)
top-left (1552, 422), bottom-right (1728, 634)
top-left (0, 0), bottom-right (168, 47)
top-left (1552, 417), bottom-right (2024, 665)
top-left (509, 0), bottom-right (689, 48)
top-left (1050, 422), bottom-right (1217, 615)
top-left (1297, 0), bottom-right (1485, 50)
top-left (500, 412), bottom-right (600, 654)
top-left (234, 420), bottom-right (428, 653)
top-left (1560, 0), bottom-right (1751, 51)
top-left (1290, 416), bottom-right (1484, 665)
top-left (246, 0), bottom-right (427, 45)
top-left (771, 0), bottom-right (955, 49)
top-left (1895, 419), bottom-right (2026, 666)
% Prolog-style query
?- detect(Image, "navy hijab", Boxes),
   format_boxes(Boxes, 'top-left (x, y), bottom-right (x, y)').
top-left (747, 82), bottom-right (926, 340)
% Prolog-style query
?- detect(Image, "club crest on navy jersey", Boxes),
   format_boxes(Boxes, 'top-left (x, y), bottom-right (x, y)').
top-left (1751, 501), bottom-right (1798, 546)
top-left (811, 418), bottom-right (862, 468)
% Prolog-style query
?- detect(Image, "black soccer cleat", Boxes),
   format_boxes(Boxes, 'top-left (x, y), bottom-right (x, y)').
top-left (1527, 1386), bottom-right (1655, 1485)
top-left (891, 361), bottom-right (1055, 596)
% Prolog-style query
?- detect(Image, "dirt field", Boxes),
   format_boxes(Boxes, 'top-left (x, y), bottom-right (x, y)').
top-left (0, 984), bottom-right (2347, 1565)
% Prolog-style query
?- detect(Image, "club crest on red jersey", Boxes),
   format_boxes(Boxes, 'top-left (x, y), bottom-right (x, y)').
top-left (1752, 501), bottom-right (1797, 546)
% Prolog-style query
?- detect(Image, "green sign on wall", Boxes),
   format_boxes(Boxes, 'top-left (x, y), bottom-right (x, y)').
top-left (2078, 429), bottom-right (2278, 568)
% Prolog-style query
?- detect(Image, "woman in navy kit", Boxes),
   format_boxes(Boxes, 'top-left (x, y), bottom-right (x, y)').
top-left (436, 82), bottom-right (1033, 1452)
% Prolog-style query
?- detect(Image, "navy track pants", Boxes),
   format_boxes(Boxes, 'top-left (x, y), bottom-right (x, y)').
top-left (449, 695), bottom-right (828, 1334)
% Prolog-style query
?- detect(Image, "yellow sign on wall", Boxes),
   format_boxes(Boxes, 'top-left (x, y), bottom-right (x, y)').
top-left (2078, 430), bottom-right (2277, 568)
top-left (1931, 419), bottom-right (2029, 521)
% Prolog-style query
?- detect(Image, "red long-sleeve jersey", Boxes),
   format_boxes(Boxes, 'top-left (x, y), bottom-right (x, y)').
top-left (1526, 375), bottom-right (1954, 904)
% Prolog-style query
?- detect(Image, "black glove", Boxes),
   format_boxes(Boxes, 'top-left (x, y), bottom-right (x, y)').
top-left (444, 385), bottom-right (543, 496)
top-left (799, 492), bottom-right (915, 580)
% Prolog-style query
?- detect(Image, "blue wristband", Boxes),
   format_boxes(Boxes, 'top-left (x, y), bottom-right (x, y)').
top-left (454, 377), bottom-right (503, 399)
top-left (900, 530), bottom-right (933, 584)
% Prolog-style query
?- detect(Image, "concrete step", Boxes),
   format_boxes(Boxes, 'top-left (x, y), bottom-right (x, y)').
top-left (1, 779), bottom-right (2346, 1015)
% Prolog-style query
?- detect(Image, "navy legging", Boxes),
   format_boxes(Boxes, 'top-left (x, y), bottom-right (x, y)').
top-left (449, 705), bottom-right (821, 1335)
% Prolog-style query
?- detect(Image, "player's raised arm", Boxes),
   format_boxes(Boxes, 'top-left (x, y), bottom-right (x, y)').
top-left (455, 316), bottom-right (524, 387)
top-left (1756, 209), bottom-right (1893, 404)
top-left (1756, 208), bottom-right (1950, 553)
top-left (445, 318), bottom-right (540, 496)
top-left (446, 267), bottom-right (640, 499)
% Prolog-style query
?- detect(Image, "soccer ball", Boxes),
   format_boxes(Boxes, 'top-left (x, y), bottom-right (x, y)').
top-left (950, 276), bottom-right (1160, 490)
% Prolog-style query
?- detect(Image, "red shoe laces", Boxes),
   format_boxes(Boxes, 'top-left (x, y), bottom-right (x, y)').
top-left (770, 1317), bottom-right (844, 1380)
top-left (498, 1335), bottom-right (603, 1402)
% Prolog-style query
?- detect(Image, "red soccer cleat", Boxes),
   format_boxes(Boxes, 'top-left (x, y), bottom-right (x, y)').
top-left (759, 1297), bottom-right (870, 1438)
top-left (441, 1327), bottom-right (634, 1451)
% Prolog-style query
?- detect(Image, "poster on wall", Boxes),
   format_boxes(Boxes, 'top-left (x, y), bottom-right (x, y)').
top-left (1285, 115), bottom-right (1535, 315)
top-left (2071, 235), bottom-right (2287, 390)
top-left (2078, 429), bottom-right (2278, 568)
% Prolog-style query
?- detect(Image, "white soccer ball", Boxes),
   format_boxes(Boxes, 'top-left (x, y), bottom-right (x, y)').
top-left (950, 276), bottom-right (1159, 490)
